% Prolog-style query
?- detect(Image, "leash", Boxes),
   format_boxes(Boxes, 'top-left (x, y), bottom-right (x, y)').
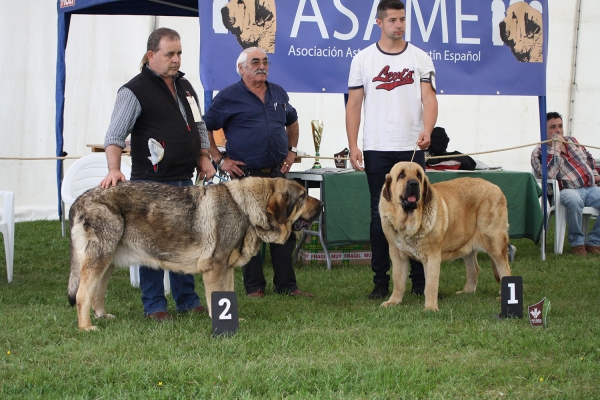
top-left (410, 143), bottom-right (419, 163)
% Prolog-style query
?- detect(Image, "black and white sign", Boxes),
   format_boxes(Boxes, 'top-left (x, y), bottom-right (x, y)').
top-left (501, 276), bottom-right (523, 319)
top-left (211, 291), bottom-right (239, 337)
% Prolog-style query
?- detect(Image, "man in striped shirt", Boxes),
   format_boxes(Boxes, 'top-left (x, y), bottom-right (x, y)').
top-left (531, 112), bottom-right (600, 256)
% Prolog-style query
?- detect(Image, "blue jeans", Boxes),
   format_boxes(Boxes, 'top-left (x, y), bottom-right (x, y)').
top-left (363, 151), bottom-right (426, 289)
top-left (134, 179), bottom-right (202, 315)
top-left (560, 186), bottom-right (600, 247)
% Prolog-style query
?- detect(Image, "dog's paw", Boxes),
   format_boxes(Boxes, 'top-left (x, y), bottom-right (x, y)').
top-left (423, 305), bottom-right (439, 311)
top-left (94, 312), bottom-right (115, 319)
top-left (380, 300), bottom-right (398, 307)
top-left (80, 325), bottom-right (98, 332)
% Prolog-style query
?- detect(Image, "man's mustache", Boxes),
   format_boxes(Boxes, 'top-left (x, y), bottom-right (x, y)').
top-left (255, 69), bottom-right (268, 75)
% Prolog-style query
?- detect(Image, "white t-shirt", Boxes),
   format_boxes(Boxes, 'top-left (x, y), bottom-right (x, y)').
top-left (348, 42), bottom-right (435, 151)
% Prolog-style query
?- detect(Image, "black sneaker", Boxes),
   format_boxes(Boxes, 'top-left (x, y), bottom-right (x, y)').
top-left (368, 283), bottom-right (389, 300)
top-left (411, 285), bottom-right (425, 296)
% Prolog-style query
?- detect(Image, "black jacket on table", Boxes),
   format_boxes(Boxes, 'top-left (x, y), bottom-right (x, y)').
top-left (426, 151), bottom-right (477, 171)
top-left (123, 67), bottom-right (201, 181)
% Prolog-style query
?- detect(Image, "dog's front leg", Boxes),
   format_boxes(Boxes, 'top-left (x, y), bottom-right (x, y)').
top-left (201, 262), bottom-right (235, 319)
top-left (381, 245), bottom-right (409, 307)
top-left (423, 255), bottom-right (441, 311)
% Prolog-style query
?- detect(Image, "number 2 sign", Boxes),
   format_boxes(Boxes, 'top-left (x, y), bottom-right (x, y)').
top-left (211, 292), bottom-right (239, 337)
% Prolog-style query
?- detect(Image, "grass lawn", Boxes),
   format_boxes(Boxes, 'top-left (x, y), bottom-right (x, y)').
top-left (0, 220), bottom-right (599, 399)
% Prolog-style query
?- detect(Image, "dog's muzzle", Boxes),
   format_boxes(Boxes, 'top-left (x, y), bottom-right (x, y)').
top-left (292, 201), bottom-right (323, 231)
top-left (293, 218), bottom-right (312, 231)
top-left (401, 180), bottom-right (420, 211)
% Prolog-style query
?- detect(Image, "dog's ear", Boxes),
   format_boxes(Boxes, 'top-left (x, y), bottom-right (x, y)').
top-left (286, 182), bottom-right (303, 217)
top-left (267, 192), bottom-right (289, 225)
top-left (382, 174), bottom-right (392, 202)
top-left (422, 175), bottom-right (433, 206)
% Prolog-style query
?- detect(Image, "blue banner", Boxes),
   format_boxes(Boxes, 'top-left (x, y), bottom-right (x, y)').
top-left (200, 0), bottom-right (547, 95)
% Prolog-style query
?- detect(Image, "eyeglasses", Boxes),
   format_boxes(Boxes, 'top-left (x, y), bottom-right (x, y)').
top-left (250, 59), bottom-right (272, 68)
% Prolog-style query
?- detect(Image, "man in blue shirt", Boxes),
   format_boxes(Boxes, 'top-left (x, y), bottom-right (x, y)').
top-left (204, 47), bottom-right (312, 298)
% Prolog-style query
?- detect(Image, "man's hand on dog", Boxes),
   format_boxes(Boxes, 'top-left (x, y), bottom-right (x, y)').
top-left (100, 170), bottom-right (126, 189)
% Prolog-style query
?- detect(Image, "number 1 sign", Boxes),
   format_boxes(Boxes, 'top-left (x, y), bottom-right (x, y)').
top-left (501, 276), bottom-right (523, 319)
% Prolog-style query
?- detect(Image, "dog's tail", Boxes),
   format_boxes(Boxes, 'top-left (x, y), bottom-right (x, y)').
top-left (67, 242), bottom-right (80, 307)
top-left (68, 268), bottom-right (79, 306)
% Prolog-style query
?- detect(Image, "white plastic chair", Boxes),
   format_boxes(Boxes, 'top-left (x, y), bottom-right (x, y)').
top-left (537, 178), bottom-right (600, 254)
top-left (0, 191), bottom-right (15, 283)
top-left (61, 153), bottom-right (170, 293)
top-left (551, 179), bottom-right (600, 254)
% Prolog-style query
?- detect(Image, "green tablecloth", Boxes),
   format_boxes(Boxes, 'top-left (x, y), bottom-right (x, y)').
top-left (322, 172), bottom-right (371, 245)
top-left (322, 170), bottom-right (542, 245)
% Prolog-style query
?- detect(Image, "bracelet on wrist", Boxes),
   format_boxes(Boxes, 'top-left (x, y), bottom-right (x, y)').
top-left (217, 152), bottom-right (228, 168)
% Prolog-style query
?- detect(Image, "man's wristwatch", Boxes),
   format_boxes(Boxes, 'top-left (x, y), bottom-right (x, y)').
top-left (288, 146), bottom-right (298, 154)
top-left (217, 152), bottom-right (228, 168)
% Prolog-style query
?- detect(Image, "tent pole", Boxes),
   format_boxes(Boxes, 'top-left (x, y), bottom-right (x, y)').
top-left (56, 12), bottom-right (71, 235)
top-left (568, 0), bottom-right (582, 136)
top-left (538, 96), bottom-right (548, 260)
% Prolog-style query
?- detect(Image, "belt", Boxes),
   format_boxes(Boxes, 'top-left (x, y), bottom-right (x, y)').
top-left (241, 165), bottom-right (283, 178)
top-left (245, 166), bottom-right (279, 173)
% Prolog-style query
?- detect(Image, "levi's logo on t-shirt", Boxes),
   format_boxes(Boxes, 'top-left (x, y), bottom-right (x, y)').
top-left (372, 66), bottom-right (414, 91)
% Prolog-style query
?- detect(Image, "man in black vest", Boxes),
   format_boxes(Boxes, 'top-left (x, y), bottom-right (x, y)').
top-left (100, 28), bottom-right (215, 322)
